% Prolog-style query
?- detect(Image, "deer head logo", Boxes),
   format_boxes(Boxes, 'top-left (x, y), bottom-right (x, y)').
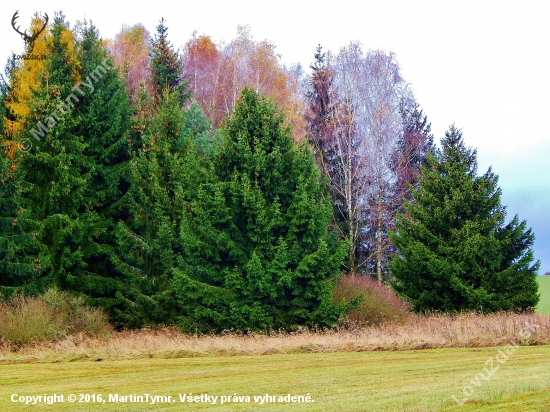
top-left (11, 11), bottom-right (49, 54)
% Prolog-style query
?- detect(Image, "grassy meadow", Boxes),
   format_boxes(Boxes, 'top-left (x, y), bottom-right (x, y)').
top-left (1, 312), bottom-right (550, 411)
top-left (1, 346), bottom-right (550, 411)
top-left (537, 276), bottom-right (550, 314)
top-left (2, 290), bottom-right (550, 411)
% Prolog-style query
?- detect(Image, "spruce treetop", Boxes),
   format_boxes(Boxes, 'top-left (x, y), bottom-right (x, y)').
top-left (150, 18), bottom-right (188, 105)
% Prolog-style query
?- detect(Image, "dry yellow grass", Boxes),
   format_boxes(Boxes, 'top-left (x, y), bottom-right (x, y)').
top-left (1, 312), bottom-right (549, 364)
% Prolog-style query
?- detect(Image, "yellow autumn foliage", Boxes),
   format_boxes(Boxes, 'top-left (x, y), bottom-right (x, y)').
top-left (1, 16), bottom-right (78, 159)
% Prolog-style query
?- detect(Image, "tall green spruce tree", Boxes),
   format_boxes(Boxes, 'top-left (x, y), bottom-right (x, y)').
top-left (390, 126), bottom-right (539, 312)
top-left (1, 94), bottom-right (44, 298)
top-left (173, 87), bottom-right (347, 332)
top-left (111, 17), bottom-right (200, 326)
top-left (113, 88), bottom-right (192, 326)
top-left (149, 18), bottom-right (188, 105)
top-left (16, 15), bottom-right (146, 324)
top-left (69, 21), bottom-right (140, 322)
top-left (18, 14), bottom-right (91, 290)
top-left (114, 90), bottom-right (213, 327)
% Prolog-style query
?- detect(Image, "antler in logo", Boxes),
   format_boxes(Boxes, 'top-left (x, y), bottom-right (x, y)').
top-left (11, 11), bottom-right (49, 54)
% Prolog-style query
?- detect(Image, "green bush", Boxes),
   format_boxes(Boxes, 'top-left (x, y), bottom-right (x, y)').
top-left (333, 274), bottom-right (410, 326)
top-left (0, 289), bottom-right (111, 348)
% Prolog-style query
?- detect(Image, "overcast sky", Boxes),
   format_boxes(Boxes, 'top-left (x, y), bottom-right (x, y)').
top-left (1, 0), bottom-right (549, 273)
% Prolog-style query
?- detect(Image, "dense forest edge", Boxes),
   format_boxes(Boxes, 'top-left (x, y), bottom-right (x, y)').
top-left (0, 12), bottom-right (542, 345)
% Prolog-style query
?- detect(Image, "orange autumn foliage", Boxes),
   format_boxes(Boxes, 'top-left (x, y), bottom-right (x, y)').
top-left (182, 26), bottom-right (306, 143)
top-left (108, 23), bottom-right (153, 100)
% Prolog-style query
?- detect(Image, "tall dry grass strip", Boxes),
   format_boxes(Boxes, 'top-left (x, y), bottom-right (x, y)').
top-left (1, 312), bottom-right (549, 364)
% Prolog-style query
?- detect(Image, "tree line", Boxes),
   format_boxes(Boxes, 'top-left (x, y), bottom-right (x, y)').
top-left (0, 13), bottom-right (539, 331)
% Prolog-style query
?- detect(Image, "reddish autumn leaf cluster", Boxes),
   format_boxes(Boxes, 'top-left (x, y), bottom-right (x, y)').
top-left (181, 26), bottom-right (306, 143)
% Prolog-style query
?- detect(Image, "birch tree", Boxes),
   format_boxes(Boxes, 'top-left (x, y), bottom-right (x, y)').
top-left (109, 23), bottom-right (153, 101)
top-left (307, 45), bottom-right (369, 273)
top-left (181, 26), bottom-right (306, 142)
top-left (307, 42), bottom-right (426, 281)
top-left (359, 48), bottom-right (413, 282)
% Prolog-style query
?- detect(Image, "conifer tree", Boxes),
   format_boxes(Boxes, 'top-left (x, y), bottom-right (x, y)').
top-left (112, 88), bottom-right (211, 326)
top-left (392, 103), bottom-right (435, 208)
top-left (113, 88), bottom-right (187, 326)
top-left (16, 15), bottom-right (140, 324)
top-left (306, 45), bottom-right (355, 272)
top-left (173, 87), bottom-right (347, 332)
top-left (72, 21), bottom-right (132, 279)
top-left (65, 21), bottom-right (145, 320)
top-left (179, 101), bottom-right (216, 154)
top-left (0, 96), bottom-right (43, 299)
top-left (149, 18), bottom-right (188, 105)
top-left (390, 126), bottom-right (539, 312)
top-left (0, 55), bottom-right (16, 100)
top-left (17, 14), bottom-right (91, 291)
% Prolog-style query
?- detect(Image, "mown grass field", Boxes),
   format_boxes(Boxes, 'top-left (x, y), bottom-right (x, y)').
top-left (537, 276), bottom-right (550, 314)
top-left (1, 345), bottom-right (550, 411)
